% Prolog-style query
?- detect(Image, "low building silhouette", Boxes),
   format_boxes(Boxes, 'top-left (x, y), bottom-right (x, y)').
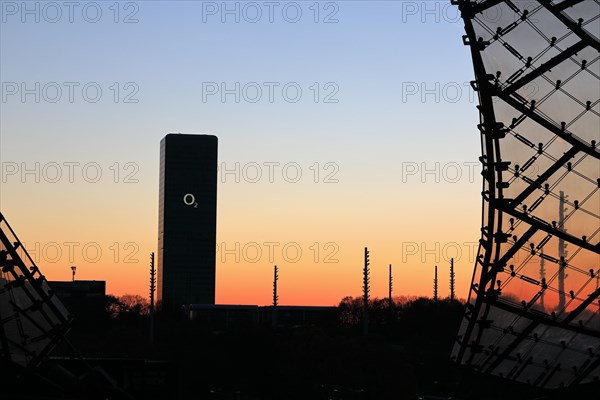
top-left (48, 280), bottom-right (106, 319)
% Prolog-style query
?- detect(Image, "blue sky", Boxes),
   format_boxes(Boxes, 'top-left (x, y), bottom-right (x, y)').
top-left (0, 1), bottom-right (485, 303)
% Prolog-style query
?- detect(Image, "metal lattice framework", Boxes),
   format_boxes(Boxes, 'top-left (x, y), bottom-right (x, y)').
top-left (451, 0), bottom-right (600, 388)
top-left (0, 212), bottom-right (71, 369)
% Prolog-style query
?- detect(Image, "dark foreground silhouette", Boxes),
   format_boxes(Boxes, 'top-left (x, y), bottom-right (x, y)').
top-left (2, 296), bottom-right (598, 399)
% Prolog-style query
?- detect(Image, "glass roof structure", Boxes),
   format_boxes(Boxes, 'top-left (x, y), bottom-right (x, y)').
top-left (451, 0), bottom-right (600, 388)
top-left (0, 213), bottom-right (71, 368)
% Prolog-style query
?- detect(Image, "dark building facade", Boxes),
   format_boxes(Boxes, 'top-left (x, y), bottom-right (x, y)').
top-left (48, 280), bottom-right (106, 319)
top-left (49, 280), bottom-right (106, 299)
top-left (158, 134), bottom-right (218, 310)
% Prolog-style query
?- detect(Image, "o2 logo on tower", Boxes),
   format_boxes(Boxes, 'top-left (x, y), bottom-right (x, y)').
top-left (183, 193), bottom-right (198, 208)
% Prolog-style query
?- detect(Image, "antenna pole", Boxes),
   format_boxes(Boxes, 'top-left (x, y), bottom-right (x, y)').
top-left (149, 252), bottom-right (156, 344)
top-left (363, 248), bottom-right (370, 337)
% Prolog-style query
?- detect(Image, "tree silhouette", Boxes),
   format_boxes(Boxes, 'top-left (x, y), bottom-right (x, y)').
top-left (105, 294), bottom-right (150, 317)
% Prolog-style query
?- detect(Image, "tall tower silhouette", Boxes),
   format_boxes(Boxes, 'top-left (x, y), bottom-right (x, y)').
top-left (157, 134), bottom-right (218, 310)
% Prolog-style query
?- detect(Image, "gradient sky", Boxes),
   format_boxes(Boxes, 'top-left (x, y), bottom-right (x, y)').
top-left (1, 1), bottom-right (486, 305)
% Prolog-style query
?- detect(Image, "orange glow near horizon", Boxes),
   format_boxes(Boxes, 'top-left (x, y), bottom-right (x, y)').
top-left (3, 173), bottom-right (597, 308)
top-left (2, 176), bottom-right (485, 306)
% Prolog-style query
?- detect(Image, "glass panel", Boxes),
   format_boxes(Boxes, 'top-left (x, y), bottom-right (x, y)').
top-left (452, 0), bottom-right (600, 389)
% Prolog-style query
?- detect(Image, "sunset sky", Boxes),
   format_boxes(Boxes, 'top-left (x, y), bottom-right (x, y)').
top-left (1, 1), bottom-right (486, 305)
